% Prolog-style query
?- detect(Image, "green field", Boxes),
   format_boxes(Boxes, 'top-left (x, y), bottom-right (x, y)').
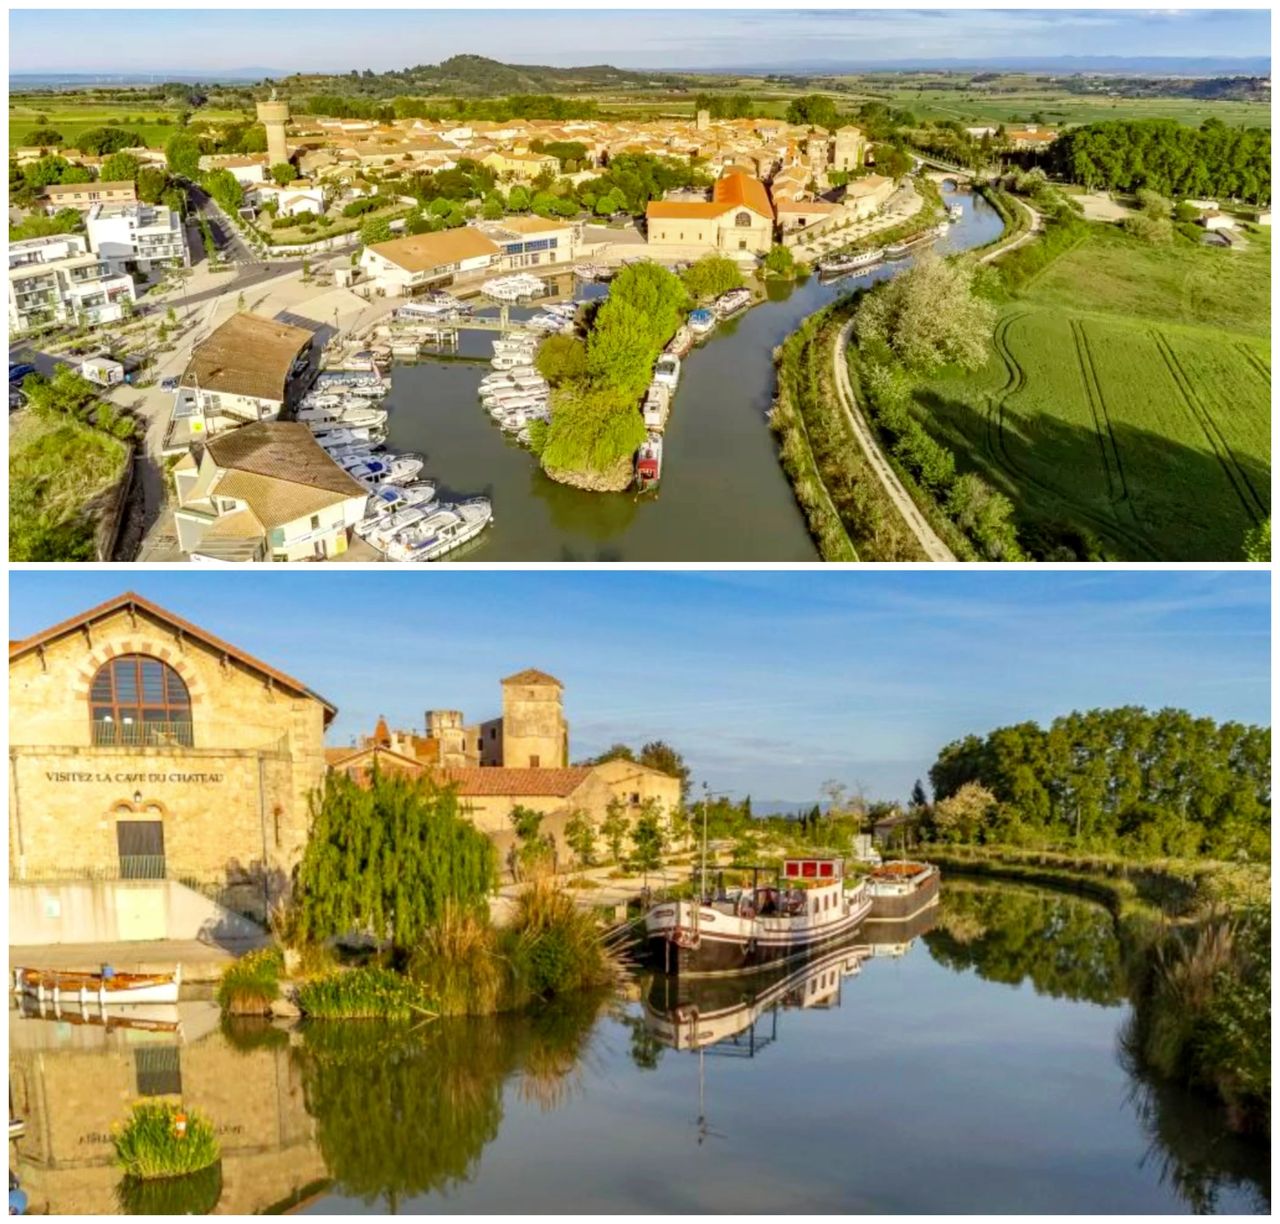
top-left (10, 100), bottom-right (249, 148)
top-left (916, 225), bottom-right (1270, 560)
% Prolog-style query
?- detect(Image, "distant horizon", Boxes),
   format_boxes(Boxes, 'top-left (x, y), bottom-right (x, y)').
top-left (8, 9), bottom-right (1272, 76)
top-left (8, 571), bottom-right (1269, 806)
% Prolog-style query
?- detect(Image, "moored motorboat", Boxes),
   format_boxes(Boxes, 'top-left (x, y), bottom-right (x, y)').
top-left (645, 858), bottom-right (873, 977)
top-left (687, 307), bottom-right (716, 336)
top-left (819, 247), bottom-right (885, 276)
top-left (635, 434), bottom-right (663, 488)
top-left (13, 965), bottom-right (181, 1006)
top-left (947, 202), bottom-right (964, 221)
top-left (714, 287), bottom-right (752, 317)
top-left (384, 498), bottom-right (493, 562)
top-left (653, 353), bottom-right (680, 390)
top-left (863, 860), bottom-right (941, 922)
top-left (665, 325), bottom-right (693, 357)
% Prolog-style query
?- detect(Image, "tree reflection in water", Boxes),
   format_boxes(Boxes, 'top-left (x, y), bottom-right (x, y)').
top-left (293, 992), bottom-right (606, 1209)
top-left (924, 879), bottom-right (1125, 1005)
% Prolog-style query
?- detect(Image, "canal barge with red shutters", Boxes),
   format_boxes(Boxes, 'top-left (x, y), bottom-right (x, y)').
top-left (644, 858), bottom-right (872, 977)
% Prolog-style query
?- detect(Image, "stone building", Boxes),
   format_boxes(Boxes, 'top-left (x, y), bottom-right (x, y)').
top-left (8, 592), bottom-right (335, 921)
top-left (479, 668), bottom-right (568, 768)
top-left (645, 170), bottom-right (774, 254)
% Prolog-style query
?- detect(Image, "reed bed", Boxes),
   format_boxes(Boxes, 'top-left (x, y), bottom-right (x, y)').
top-left (112, 1102), bottom-right (220, 1180)
top-left (215, 946), bottom-right (283, 1016)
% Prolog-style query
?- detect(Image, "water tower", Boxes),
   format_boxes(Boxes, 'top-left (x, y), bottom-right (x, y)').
top-left (256, 91), bottom-right (290, 166)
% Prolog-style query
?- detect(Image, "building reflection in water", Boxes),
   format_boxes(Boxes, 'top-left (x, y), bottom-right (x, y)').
top-left (8, 999), bottom-right (328, 1215)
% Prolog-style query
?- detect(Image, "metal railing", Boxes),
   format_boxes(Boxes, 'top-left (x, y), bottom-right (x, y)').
top-left (91, 720), bottom-right (194, 748)
top-left (118, 855), bottom-right (167, 880)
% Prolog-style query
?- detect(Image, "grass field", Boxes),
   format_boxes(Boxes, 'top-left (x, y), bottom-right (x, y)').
top-left (9, 411), bottom-right (130, 562)
top-left (915, 225), bottom-right (1270, 560)
top-left (10, 100), bottom-right (249, 148)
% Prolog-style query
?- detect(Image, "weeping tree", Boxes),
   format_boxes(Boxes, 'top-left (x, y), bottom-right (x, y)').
top-left (293, 769), bottom-right (496, 955)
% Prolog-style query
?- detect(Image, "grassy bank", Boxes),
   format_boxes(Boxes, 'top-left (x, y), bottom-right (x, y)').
top-left (771, 302), bottom-right (924, 560)
top-left (931, 845), bottom-right (1270, 1133)
top-left (913, 218), bottom-right (1271, 560)
top-left (9, 410), bottom-right (131, 561)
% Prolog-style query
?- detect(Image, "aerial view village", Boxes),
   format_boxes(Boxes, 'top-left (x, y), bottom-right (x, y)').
top-left (8, 10), bottom-right (1270, 564)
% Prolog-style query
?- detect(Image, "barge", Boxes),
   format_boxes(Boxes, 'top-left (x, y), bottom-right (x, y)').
top-left (645, 857), bottom-right (873, 977)
top-left (864, 860), bottom-right (941, 922)
top-left (818, 247), bottom-right (884, 277)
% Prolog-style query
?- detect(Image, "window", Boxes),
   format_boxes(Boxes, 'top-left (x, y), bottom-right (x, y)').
top-left (90, 654), bottom-right (192, 746)
top-left (310, 514), bottom-right (321, 530)
top-left (529, 755), bottom-right (540, 768)
top-left (735, 211), bottom-right (752, 228)
top-left (630, 792), bottom-right (641, 805)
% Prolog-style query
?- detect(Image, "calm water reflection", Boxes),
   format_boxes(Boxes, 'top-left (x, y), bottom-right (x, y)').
top-left (382, 186), bottom-right (1004, 561)
top-left (8, 883), bottom-right (1267, 1214)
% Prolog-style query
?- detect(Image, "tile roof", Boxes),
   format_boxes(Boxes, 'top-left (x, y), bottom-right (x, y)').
top-left (9, 591), bottom-right (337, 721)
top-left (367, 228), bottom-right (501, 273)
top-left (502, 668), bottom-right (562, 687)
top-left (184, 312), bottom-right (313, 403)
top-left (432, 767), bottom-right (592, 797)
top-left (713, 170), bottom-right (774, 219)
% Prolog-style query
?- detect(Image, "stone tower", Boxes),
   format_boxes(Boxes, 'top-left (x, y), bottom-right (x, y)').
top-left (499, 669), bottom-right (567, 769)
top-left (425, 709), bottom-right (473, 769)
top-left (832, 125), bottom-right (865, 173)
top-left (696, 108), bottom-right (711, 132)
top-left (805, 131), bottom-right (830, 188)
top-left (256, 95), bottom-right (291, 167)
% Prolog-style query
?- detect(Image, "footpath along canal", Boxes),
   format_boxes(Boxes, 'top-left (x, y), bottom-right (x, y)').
top-left (379, 183), bottom-right (1005, 561)
top-left (8, 881), bottom-right (1268, 1214)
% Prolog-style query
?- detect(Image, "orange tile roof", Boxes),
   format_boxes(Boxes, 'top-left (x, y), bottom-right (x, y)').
top-left (432, 767), bottom-right (592, 798)
top-left (10, 592), bottom-right (337, 723)
top-left (713, 170), bottom-right (774, 219)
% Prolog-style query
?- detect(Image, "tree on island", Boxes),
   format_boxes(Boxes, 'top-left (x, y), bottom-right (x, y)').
top-left (680, 254), bottom-right (743, 301)
top-left (291, 769), bottom-right (496, 956)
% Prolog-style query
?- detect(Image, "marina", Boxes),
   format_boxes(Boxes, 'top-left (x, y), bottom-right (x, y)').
top-left (367, 184), bottom-right (1002, 560)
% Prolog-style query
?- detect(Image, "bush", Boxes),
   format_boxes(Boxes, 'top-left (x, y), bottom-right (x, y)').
top-left (113, 1102), bottom-right (220, 1180)
top-left (216, 946), bottom-right (283, 1016)
top-left (680, 254), bottom-right (743, 301)
top-left (764, 244), bottom-right (796, 278)
top-left (407, 903), bottom-right (505, 1017)
top-left (503, 881), bottom-right (624, 1003)
top-left (296, 966), bottom-right (432, 1020)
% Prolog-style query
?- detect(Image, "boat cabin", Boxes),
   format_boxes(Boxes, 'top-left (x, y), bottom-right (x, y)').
top-left (700, 858), bottom-right (846, 921)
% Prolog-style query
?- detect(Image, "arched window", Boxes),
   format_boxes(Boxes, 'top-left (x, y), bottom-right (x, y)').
top-left (90, 655), bottom-right (192, 746)
top-left (735, 210), bottom-right (753, 227)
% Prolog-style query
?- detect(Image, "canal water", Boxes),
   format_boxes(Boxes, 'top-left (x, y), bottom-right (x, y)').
top-left (9, 882), bottom-right (1268, 1215)
top-left (381, 184), bottom-right (1005, 561)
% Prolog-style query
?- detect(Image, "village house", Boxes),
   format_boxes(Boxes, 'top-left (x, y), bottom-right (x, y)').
top-left (179, 312), bottom-right (316, 434)
top-left (8, 592), bottom-right (336, 932)
top-left (173, 421), bottom-right (369, 563)
top-left (8, 233), bottom-right (136, 333)
top-left (645, 169), bottom-right (774, 254)
top-left (327, 669), bottom-right (682, 866)
top-left (358, 227), bottom-right (502, 296)
top-left (37, 180), bottom-right (137, 214)
top-left (475, 215), bottom-right (580, 270)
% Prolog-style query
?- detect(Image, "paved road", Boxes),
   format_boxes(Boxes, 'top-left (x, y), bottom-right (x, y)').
top-left (831, 316), bottom-right (956, 563)
top-left (978, 195), bottom-right (1043, 264)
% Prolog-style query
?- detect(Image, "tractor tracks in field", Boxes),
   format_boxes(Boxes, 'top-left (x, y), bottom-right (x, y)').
top-left (1070, 319), bottom-right (1138, 525)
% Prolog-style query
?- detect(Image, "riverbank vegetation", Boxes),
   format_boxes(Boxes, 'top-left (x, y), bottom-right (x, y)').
top-left (215, 946), bottom-right (283, 1016)
top-left (538, 262), bottom-right (688, 491)
top-left (113, 1102), bottom-right (220, 1180)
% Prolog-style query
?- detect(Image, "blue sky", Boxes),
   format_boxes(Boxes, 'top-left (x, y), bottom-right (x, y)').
top-left (8, 9), bottom-right (1271, 74)
top-left (9, 571), bottom-right (1269, 805)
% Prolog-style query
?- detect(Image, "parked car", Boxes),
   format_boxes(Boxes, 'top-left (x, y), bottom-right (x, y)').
top-left (160, 376), bottom-right (180, 392)
top-left (8, 363), bottom-right (36, 385)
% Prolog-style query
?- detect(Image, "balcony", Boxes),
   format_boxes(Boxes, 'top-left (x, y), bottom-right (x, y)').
top-left (92, 720), bottom-right (194, 748)
top-left (118, 854), bottom-right (167, 880)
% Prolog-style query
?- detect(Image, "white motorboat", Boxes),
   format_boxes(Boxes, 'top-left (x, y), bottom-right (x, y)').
top-left (312, 427), bottom-right (379, 450)
top-left (365, 503), bottom-right (436, 551)
top-left (653, 354), bottom-right (680, 389)
top-left (299, 404), bottom-right (388, 430)
top-left (481, 273), bottom-right (545, 301)
top-left (325, 444), bottom-right (378, 464)
top-left (687, 308), bottom-right (716, 336)
top-left (341, 453), bottom-right (425, 486)
top-left (714, 288), bottom-right (752, 317)
top-left (499, 405), bottom-right (550, 429)
top-left (385, 498), bottom-right (493, 562)
top-left (354, 484), bottom-right (439, 540)
top-left (665, 325), bottom-right (693, 357)
top-left (947, 202), bottom-right (965, 221)
top-left (642, 384), bottom-right (670, 432)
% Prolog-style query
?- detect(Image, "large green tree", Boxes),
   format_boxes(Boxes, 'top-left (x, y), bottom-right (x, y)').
top-left (293, 770), bottom-right (496, 953)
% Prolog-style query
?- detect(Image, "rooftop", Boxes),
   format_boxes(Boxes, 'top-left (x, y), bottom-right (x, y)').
top-left (184, 312), bottom-right (313, 403)
top-left (502, 668), bottom-right (563, 687)
top-left (367, 227), bottom-right (501, 273)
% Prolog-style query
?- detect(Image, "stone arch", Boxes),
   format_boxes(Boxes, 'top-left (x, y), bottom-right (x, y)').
top-left (70, 636), bottom-right (207, 710)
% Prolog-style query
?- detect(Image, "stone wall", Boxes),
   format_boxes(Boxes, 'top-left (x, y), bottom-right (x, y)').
top-left (500, 680), bottom-right (567, 769)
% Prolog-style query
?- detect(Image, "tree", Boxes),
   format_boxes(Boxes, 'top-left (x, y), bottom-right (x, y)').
top-left (77, 126), bottom-right (141, 156)
top-left (509, 804), bottom-right (554, 880)
top-left (99, 152), bottom-right (141, 184)
top-left (763, 244), bottom-right (796, 277)
top-left (600, 798), bottom-right (631, 865)
top-left (854, 250), bottom-right (995, 373)
top-left (564, 810), bottom-right (596, 868)
top-left (1242, 518), bottom-right (1270, 561)
top-left (638, 741), bottom-right (691, 803)
top-left (203, 168), bottom-right (243, 213)
top-left (910, 779), bottom-right (929, 811)
top-left (482, 193), bottom-right (505, 220)
top-left (931, 782), bottom-right (998, 843)
top-left (629, 800), bottom-right (666, 882)
top-left (360, 216), bottom-right (393, 246)
top-left (786, 94), bottom-right (841, 130)
top-left (507, 185), bottom-right (530, 212)
top-left (535, 333), bottom-right (588, 385)
top-left (136, 166), bottom-right (170, 204)
top-left (165, 132), bottom-right (202, 179)
top-left (680, 254), bottom-right (743, 301)
top-left (292, 769), bottom-right (496, 955)
top-left (24, 127), bottom-right (63, 147)
top-left (270, 162), bottom-right (298, 187)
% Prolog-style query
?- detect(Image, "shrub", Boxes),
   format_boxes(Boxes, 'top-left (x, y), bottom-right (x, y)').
top-left (296, 966), bottom-right (432, 1020)
top-left (113, 1102), bottom-right (220, 1180)
top-left (216, 946), bottom-right (283, 1016)
top-left (407, 903), bottom-right (505, 1017)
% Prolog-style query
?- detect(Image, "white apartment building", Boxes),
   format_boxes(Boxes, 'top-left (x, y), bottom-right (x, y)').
top-left (8, 233), bottom-right (136, 334)
top-left (86, 202), bottom-right (190, 274)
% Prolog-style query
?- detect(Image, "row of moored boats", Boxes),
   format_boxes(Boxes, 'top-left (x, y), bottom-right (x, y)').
top-left (301, 370), bottom-right (493, 560)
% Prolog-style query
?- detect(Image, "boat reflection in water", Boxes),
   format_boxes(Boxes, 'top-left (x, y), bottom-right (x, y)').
top-left (644, 907), bottom-right (939, 1054)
